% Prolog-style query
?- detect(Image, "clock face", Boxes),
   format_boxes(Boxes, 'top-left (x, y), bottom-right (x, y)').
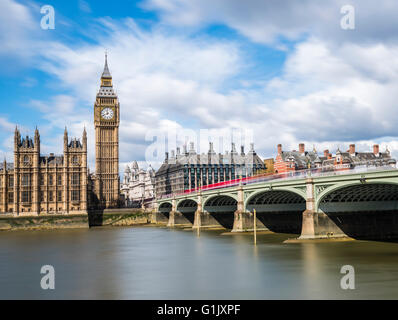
top-left (101, 107), bottom-right (114, 120)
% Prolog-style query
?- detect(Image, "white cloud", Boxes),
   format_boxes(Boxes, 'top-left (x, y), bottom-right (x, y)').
top-left (3, 0), bottom-right (398, 173)
top-left (143, 0), bottom-right (398, 46)
top-left (0, 0), bottom-right (37, 55)
top-left (16, 16), bottom-right (243, 171)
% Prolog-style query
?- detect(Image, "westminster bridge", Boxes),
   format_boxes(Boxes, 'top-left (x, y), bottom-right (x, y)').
top-left (154, 167), bottom-right (398, 240)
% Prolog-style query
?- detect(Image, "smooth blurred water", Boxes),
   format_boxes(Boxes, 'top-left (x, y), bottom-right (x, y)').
top-left (1, 226), bottom-right (398, 299)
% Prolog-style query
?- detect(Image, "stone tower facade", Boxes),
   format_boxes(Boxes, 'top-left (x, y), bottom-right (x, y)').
top-left (93, 54), bottom-right (120, 208)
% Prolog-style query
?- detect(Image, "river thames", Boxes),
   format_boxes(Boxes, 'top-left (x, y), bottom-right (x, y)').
top-left (1, 226), bottom-right (398, 299)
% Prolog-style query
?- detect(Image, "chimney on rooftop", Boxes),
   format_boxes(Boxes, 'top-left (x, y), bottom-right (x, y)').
top-left (277, 144), bottom-right (282, 154)
top-left (373, 144), bottom-right (379, 156)
top-left (324, 149), bottom-right (329, 157)
top-left (328, 153), bottom-right (332, 160)
top-left (299, 143), bottom-right (305, 154)
top-left (349, 144), bottom-right (355, 155)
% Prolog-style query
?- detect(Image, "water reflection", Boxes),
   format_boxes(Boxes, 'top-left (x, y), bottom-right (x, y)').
top-left (0, 227), bottom-right (398, 299)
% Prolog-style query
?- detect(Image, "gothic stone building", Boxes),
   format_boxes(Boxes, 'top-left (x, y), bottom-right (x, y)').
top-left (0, 127), bottom-right (88, 215)
top-left (155, 142), bottom-right (265, 198)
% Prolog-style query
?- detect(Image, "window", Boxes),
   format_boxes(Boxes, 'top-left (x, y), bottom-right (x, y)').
top-left (23, 155), bottom-right (29, 165)
top-left (8, 192), bottom-right (13, 203)
top-left (21, 191), bottom-right (30, 203)
top-left (72, 156), bottom-right (79, 164)
top-left (8, 176), bottom-right (14, 188)
top-left (71, 190), bottom-right (80, 201)
top-left (22, 174), bottom-right (30, 186)
top-left (49, 191), bottom-right (53, 202)
top-left (40, 175), bottom-right (44, 186)
top-left (72, 173), bottom-right (80, 186)
top-left (57, 174), bottom-right (62, 186)
top-left (49, 175), bottom-right (53, 186)
top-left (57, 190), bottom-right (62, 202)
top-left (40, 192), bottom-right (44, 202)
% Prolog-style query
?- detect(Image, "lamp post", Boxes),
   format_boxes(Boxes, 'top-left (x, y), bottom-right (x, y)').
top-left (307, 160), bottom-right (311, 177)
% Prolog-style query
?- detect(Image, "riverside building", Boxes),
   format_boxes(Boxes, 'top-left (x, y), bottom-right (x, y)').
top-left (155, 142), bottom-right (265, 198)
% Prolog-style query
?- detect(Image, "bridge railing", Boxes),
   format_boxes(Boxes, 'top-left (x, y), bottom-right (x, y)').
top-left (157, 165), bottom-right (397, 200)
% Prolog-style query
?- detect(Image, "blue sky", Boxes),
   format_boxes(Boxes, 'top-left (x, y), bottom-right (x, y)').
top-left (1, 0), bottom-right (398, 172)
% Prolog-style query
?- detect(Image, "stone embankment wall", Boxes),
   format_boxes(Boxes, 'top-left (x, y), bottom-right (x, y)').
top-left (0, 209), bottom-right (154, 231)
top-left (89, 209), bottom-right (152, 227)
top-left (0, 214), bottom-right (89, 231)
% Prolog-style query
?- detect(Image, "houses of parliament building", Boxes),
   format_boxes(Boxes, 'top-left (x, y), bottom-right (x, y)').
top-left (0, 55), bottom-right (120, 215)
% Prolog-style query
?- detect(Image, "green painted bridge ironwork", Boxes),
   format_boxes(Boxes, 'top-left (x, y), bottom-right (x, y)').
top-left (154, 167), bottom-right (398, 240)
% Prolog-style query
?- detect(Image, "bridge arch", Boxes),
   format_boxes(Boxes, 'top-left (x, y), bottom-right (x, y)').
top-left (245, 188), bottom-right (306, 208)
top-left (204, 195), bottom-right (238, 208)
top-left (316, 182), bottom-right (398, 240)
top-left (177, 199), bottom-right (198, 210)
top-left (315, 181), bottom-right (398, 212)
top-left (245, 189), bottom-right (306, 234)
top-left (174, 199), bottom-right (197, 224)
top-left (203, 195), bottom-right (238, 229)
top-left (158, 202), bottom-right (172, 213)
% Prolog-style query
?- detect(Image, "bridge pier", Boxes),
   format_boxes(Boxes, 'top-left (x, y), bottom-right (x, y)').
top-left (153, 211), bottom-right (169, 224)
top-left (167, 198), bottom-right (177, 227)
top-left (167, 210), bottom-right (175, 227)
top-left (193, 191), bottom-right (224, 229)
top-left (167, 210), bottom-right (193, 227)
top-left (300, 211), bottom-right (348, 239)
top-left (232, 210), bottom-right (268, 232)
top-left (232, 184), bottom-right (267, 232)
top-left (299, 178), bottom-right (347, 239)
top-left (193, 192), bottom-right (202, 229)
top-left (167, 198), bottom-right (194, 227)
top-left (193, 210), bottom-right (225, 229)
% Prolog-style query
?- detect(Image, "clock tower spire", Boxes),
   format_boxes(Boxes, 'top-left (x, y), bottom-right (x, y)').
top-left (94, 53), bottom-right (120, 208)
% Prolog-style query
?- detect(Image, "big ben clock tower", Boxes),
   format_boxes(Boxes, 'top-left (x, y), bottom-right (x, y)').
top-left (94, 53), bottom-right (120, 208)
